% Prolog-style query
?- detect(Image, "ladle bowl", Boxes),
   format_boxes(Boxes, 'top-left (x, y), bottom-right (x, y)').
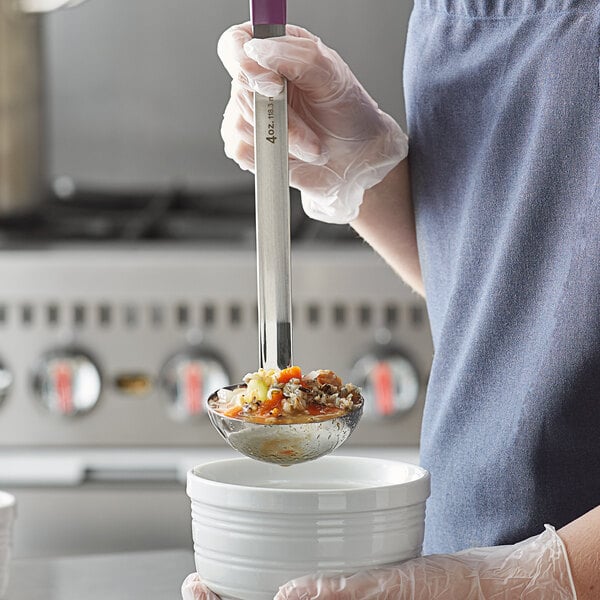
top-left (206, 384), bottom-right (364, 466)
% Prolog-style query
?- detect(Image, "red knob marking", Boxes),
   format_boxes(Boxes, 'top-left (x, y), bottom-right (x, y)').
top-left (184, 364), bottom-right (203, 415)
top-left (54, 363), bottom-right (74, 415)
top-left (373, 361), bottom-right (394, 416)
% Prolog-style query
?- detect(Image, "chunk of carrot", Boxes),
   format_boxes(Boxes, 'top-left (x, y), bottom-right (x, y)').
top-left (258, 390), bottom-right (284, 415)
top-left (278, 366), bottom-right (302, 384)
top-left (224, 405), bottom-right (243, 418)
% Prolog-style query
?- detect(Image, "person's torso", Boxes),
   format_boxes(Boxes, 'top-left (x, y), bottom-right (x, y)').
top-left (404, 0), bottom-right (600, 553)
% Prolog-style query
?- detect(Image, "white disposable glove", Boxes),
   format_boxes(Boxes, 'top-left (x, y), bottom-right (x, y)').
top-left (181, 526), bottom-right (576, 600)
top-left (217, 23), bottom-right (408, 224)
top-left (276, 526), bottom-right (576, 599)
top-left (181, 574), bottom-right (220, 600)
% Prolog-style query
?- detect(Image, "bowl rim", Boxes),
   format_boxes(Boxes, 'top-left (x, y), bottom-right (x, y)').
top-left (187, 455), bottom-right (430, 512)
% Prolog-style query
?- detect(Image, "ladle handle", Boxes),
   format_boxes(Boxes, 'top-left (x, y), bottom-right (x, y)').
top-left (252, 2), bottom-right (292, 370)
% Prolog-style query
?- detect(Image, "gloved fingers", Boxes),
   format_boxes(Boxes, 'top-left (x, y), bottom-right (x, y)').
top-left (243, 35), bottom-right (349, 100)
top-left (221, 115), bottom-right (253, 152)
top-left (275, 527), bottom-right (578, 600)
top-left (181, 573), bottom-right (221, 600)
top-left (222, 87), bottom-right (327, 167)
top-left (221, 86), bottom-right (254, 171)
top-left (229, 81), bottom-right (255, 124)
top-left (290, 162), bottom-right (341, 198)
top-left (221, 87), bottom-right (254, 146)
top-left (218, 22), bottom-right (284, 97)
top-left (291, 163), bottom-right (365, 224)
top-left (274, 573), bottom-right (344, 600)
top-left (223, 136), bottom-right (255, 172)
top-left (217, 23), bottom-right (324, 97)
top-left (274, 569), bottom-right (407, 600)
top-left (221, 139), bottom-right (326, 176)
top-left (284, 24), bottom-right (321, 43)
top-left (221, 109), bottom-right (254, 171)
top-left (288, 105), bottom-right (328, 165)
top-left (217, 23), bottom-right (252, 84)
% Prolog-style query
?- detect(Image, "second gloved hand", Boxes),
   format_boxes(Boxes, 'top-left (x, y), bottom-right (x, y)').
top-left (217, 23), bottom-right (408, 224)
top-left (275, 526), bottom-right (577, 600)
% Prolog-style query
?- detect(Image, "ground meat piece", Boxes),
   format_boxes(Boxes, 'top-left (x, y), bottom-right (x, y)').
top-left (320, 383), bottom-right (338, 395)
top-left (315, 370), bottom-right (343, 388)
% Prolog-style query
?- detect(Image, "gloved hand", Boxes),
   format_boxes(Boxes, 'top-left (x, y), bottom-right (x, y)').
top-left (276, 526), bottom-right (577, 599)
top-left (217, 23), bottom-right (408, 224)
top-left (181, 574), bottom-right (220, 600)
top-left (181, 526), bottom-right (576, 600)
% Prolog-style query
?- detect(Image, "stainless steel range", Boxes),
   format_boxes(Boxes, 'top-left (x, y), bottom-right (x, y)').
top-left (0, 190), bottom-right (432, 558)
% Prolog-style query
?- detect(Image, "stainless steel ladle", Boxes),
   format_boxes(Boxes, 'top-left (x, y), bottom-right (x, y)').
top-left (206, 0), bottom-right (363, 466)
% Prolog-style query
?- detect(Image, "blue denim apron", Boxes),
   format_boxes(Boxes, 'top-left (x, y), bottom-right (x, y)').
top-left (404, 0), bottom-right (600, 553)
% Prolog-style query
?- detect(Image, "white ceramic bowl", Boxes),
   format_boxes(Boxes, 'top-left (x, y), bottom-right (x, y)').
top-left (187, 456), bottom-right (430, 600)
top-left (0, 492), bottom-right (16, 600)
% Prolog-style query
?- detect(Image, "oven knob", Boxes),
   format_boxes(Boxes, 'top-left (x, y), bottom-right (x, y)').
top-left (33, 349), bottom-right (102, 417)
top-left (0, 362), bottom-right (13, 409)
top-left (351, 353), bottom-right (420, 418)
top-left (160, 350), bottom-right (229, 421)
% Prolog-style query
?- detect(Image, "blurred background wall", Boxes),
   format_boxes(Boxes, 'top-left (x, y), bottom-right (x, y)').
top-left (44, 0), bottom-right (414, 190)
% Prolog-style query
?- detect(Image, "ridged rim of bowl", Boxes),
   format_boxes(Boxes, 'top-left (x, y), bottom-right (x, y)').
top-left (187, 456), bottom-right (430, 513)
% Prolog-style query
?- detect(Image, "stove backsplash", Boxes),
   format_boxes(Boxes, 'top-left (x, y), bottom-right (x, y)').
top-left (44, 0), bottom-right (412, 191)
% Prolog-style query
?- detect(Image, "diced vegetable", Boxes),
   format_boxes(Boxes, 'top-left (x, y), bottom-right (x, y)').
top-left (224, 405), bottom-right (244, 418)
top-left (258, 390), bottom-right (284, 415)
top-left (316, 370), bottom-right (342, 387)
top-left (245, 377), bottom-right (269, 403)
top-left (278, 366), bottom-right (302, 384)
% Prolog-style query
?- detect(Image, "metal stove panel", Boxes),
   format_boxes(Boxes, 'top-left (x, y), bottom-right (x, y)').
top-left (0, 245), bottom-right (433, 448)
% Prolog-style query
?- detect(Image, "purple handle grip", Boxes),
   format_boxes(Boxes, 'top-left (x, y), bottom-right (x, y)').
top-left (250, 0), bottom-right (286, 25)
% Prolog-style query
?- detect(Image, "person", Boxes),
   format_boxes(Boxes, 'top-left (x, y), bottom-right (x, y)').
top-left (183, 0), bottom-right (600, 597)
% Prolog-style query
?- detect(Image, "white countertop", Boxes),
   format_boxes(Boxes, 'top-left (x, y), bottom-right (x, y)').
top-left (6, 550), bottom-right (195, 600)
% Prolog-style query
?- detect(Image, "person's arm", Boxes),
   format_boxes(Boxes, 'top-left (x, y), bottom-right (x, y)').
top-left (351, 158), bottom-right (424, 296)
top-left (558, 505), bottom-right (600, 600)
